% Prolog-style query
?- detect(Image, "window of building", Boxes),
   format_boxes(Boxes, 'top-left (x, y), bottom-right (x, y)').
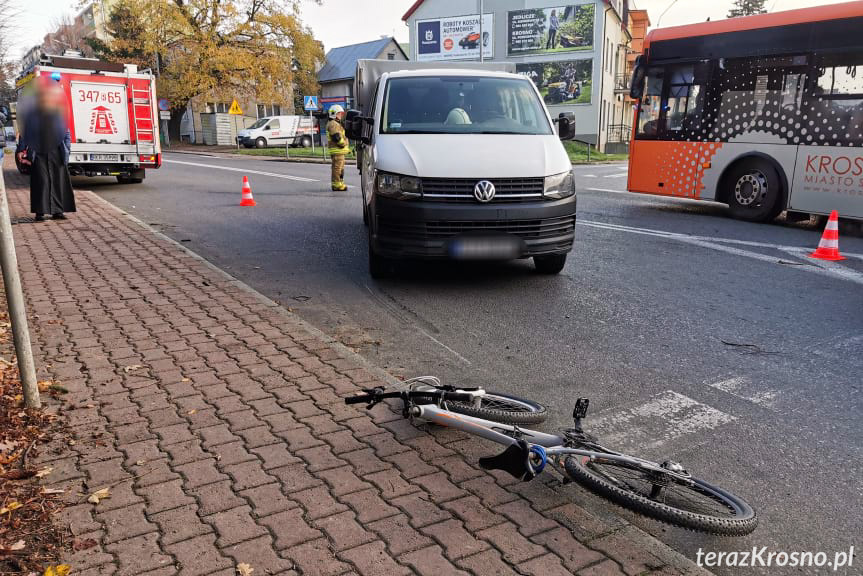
top-left (272, 104), bottom-right (281, 116)
top-left (257, 104), bottom-right (266, 118)
top-left (387, 52), bottom-right (396, 60)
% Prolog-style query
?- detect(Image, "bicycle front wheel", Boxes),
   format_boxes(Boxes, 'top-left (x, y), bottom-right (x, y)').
top-left (564, 455), bottom-right (757, 536)
top-left (443, 391), bottom-right (547, 425)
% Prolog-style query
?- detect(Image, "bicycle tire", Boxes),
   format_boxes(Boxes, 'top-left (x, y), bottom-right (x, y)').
top-left (443, 391), bottom-right (548, 425)
top-left (564, 455), bottom-right (757, 536)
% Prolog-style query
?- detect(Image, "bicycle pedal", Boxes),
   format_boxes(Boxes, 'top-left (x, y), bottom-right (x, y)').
top-left (573, 398), bottom-right (590, 420)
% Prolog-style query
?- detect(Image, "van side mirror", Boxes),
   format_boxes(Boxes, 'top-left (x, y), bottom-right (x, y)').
top-left (264, 125), bottom-right (271, 131)
top-left (557, 112), bottom-right (576, 141)
top-left (345, 109), bottom-right (363, 140)
top-left (630, 56), bottom-right (646, 100)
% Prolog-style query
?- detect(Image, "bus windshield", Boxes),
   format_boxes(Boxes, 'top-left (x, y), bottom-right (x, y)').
top-left (380, 76), bottom-right (553, 135)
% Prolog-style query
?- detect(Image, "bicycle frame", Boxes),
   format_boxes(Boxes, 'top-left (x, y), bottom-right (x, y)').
top-left (412, 402), bottom-right (691, 480)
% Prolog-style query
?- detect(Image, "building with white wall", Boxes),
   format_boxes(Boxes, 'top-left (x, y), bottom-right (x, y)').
top-left (402, 0), bottom-right (635, 152)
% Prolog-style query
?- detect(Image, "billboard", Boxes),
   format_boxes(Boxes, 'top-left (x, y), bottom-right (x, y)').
top-left (507, 5), bottom-right (595, 57)
top-left (517, 59), bottom-right (593, 106)
top-left (416, 14), bottom-right (494, 62)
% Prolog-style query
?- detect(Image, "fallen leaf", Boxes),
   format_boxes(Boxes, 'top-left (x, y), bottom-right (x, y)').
top-left (0, 502), bottom-right (22, 514)
top-left (9, 540), bottom-right (25, 551)
top-left (181, 378), bottom-right (191, 382)
top-left (37, 381), bottom-right (53, 391)
top-left (44, 566), bottom-right (71, 576)
top-left (72, 538), bottom-right (97, 551)
top-left (2, 469), bottom-right (35, 480)
top-left (41, 488), bottom-right (65, 495)
top-left (186, 409), bottom-right (197, 415)
top-left (123, 365), bottom-right (143, 373)
top-left (35, 467), bottom-right (53, 478)
top-left (87, 488), bottom-right (111, 504)
top-left (135, 460), bottom-right (146, 466)
top-left (236, 563), bottom-right (254, 576)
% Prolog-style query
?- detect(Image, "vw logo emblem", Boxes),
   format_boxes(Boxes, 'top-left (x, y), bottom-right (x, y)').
top-left (474, 180), bottom-right (496, 203)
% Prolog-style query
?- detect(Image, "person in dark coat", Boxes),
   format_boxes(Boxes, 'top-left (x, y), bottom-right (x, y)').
top-left (17, 77), bottom-right (76, 221)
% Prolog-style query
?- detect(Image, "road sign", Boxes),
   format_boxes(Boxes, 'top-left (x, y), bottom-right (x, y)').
top-left (228, 100), bottom-right (243, 115)
top-left (159, 110), bottom-right (171, 120)
top-left (157, 98), bottom-right (170, 111)
top-left (303, 96), bottom-right (319, 111)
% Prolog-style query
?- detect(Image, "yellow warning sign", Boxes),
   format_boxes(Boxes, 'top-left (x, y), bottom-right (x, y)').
top-left (228, 100), bottom-right (243, 115)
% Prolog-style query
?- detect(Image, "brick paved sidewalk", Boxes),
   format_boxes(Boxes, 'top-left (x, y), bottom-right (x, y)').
top-left (3, 162), bottom-right (707, 576)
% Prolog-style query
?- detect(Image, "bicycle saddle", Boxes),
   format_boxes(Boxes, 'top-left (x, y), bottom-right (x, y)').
top-left (478, 439), bottom-right (546, 481)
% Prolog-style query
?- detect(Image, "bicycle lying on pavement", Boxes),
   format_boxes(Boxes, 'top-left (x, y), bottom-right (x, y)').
top-left (346, 377), bottom-right (757, 536)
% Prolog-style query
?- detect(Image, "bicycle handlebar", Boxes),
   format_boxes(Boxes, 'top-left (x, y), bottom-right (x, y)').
top-left (345, 388), bottom-right (475, 406)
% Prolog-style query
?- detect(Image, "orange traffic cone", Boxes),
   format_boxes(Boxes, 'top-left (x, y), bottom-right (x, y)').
top-left (809, 210), bottom-right (844, 261)
top-left (240, 176), bottom-right (256, 207)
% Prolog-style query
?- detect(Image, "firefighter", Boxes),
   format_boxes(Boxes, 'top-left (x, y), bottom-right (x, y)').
top-left (327, 105), bottom-right (350, 191)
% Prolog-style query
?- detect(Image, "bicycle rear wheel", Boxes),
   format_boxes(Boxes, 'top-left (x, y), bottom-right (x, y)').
top-left (564, 455), bottom-right (757, 536)
top-left (443, 391), bottom-right (547, 425)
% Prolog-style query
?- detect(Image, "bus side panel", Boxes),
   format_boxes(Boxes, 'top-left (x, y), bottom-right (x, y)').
top-left (790, 147), bottom-right (863, 219)
top-left (628, 140), bottom-right (720, 199)
top-left (698, 142), bottom-right (798, 203)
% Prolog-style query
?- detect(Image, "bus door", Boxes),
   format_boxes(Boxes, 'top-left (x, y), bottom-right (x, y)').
top-left (788, 52), bottom-right (863, 218)
top-left (629, 63), bottom-right (712, 198)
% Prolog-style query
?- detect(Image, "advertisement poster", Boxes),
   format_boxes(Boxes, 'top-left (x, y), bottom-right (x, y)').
top-left (507, 5), bottom-right (595, 57)
top-left (517, 59), bottom-right (593, 106)
top-left (70, 81), bottom-right (130, 144)
top-left (417, 14), bottom-right (494, 62)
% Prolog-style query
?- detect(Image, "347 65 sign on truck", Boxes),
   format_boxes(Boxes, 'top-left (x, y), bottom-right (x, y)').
top-left (16, 51), bottom-right (161, 183)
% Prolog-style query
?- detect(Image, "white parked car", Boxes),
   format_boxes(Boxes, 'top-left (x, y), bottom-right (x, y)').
top-left (238, 115), bottom-right (315, 149)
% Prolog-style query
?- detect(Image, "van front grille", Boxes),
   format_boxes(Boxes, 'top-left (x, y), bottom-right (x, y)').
top-left (420, 177), bottom-right (545, 203)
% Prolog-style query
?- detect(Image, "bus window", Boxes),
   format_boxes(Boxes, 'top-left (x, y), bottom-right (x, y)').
top-left (667, 66), bottom-right (701, 133)
top-left (636, 69), bottom-right (664, 138)
top-left (814, 54), bottom-right (863, 144)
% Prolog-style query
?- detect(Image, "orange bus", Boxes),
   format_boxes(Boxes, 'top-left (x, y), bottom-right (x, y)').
top-left (627, 1), bottom-right (863, 222)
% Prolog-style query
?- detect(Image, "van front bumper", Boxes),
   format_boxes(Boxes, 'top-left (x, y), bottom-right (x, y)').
top-left (371, 195), bottom-right (577, 259)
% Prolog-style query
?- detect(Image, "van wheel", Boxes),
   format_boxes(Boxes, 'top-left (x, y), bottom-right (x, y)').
top-left (255, 137), bottom-right (267, 149)
top-left (300, 136), bottom-right (313, 148)
top-left (368, 233), bottom-right (389, 279)
top-left (724, 159), bottom-right (782, 222)
top-left (534, 254), bottom-right (567, 274)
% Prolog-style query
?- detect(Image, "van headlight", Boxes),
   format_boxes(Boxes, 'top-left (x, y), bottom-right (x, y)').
top-left (376, 172), bottom-right (421, 200)
top-left (544, 171), bottom-right (575, 199)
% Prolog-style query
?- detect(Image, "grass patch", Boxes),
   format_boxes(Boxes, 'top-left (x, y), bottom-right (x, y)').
top-left (564, 141), bottom-right (628, 164)
top-left (236, 147), bottom-right (356, 160)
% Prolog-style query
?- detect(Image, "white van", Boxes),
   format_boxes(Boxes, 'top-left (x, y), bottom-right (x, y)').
top-left (346, 60), bottom-right (578, 278)
top-left (238, 115), bottom-right (315, 149)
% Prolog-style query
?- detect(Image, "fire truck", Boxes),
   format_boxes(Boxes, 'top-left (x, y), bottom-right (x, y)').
top-left (16, 51), bottom-right (161, 183)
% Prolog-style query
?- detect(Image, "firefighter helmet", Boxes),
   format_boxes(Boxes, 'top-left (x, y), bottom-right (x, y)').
top-left (328, 104), bottom-right (345, 119)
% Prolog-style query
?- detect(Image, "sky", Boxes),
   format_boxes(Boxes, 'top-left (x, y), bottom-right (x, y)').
top-left (10, 0), bottom-right (857, 60)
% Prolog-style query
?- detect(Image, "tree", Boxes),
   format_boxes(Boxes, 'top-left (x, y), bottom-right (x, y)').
top-left (727, 0), bottom-right (767, 18)
top-left (90, 0), bottom-right (324, 140)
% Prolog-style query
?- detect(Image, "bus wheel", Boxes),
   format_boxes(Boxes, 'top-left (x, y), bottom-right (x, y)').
top-left (725, 159), bottom-right (782, 222)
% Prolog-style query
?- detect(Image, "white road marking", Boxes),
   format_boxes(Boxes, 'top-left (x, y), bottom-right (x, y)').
top-left (579, 219), bottom-right (863, 285)
top-left (582, 174), bottom-right (598, 178)
top-left (604, 173), bottom-right (628, 179)
top-left (587, 391), bottom-right (736, 451)
top-left (163, 159), bottom-right (319, 182)
top-left (707, 377), bottom-right (778, 408)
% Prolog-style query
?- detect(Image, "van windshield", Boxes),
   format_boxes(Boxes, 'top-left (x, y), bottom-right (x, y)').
top-left (249, 118), bottom-right (269, 129)
top-left (381, 76), bottom-right (553, 135)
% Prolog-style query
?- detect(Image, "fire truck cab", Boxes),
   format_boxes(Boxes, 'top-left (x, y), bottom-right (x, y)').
top-left (16, 51), bottom-right (161, 183)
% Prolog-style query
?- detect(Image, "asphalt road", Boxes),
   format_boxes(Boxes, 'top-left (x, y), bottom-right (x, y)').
top-left (87, 152), bottom-right (863, 574)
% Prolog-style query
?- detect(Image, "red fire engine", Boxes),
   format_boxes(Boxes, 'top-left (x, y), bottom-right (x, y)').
top-left (16, 51), bottom-right (161, 183)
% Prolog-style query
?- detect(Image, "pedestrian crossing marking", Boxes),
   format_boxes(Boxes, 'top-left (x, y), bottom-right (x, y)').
top-left (586, 391), bottom-right (736, 452)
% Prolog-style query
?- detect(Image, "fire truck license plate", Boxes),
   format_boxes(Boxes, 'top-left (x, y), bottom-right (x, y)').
top-left (90, 154), bottom-right (119, 161)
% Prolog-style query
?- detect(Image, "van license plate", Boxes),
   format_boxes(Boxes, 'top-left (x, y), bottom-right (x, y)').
top-left (90, 154), bottom-right (119, 161)
top-left (448, 237), bottom-right (524, 261)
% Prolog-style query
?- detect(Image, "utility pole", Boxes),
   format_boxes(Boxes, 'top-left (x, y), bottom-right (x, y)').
top-left (479, 0), bottom-right (485, 63)
top-left (0, 171), bottom-right (39, 408)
